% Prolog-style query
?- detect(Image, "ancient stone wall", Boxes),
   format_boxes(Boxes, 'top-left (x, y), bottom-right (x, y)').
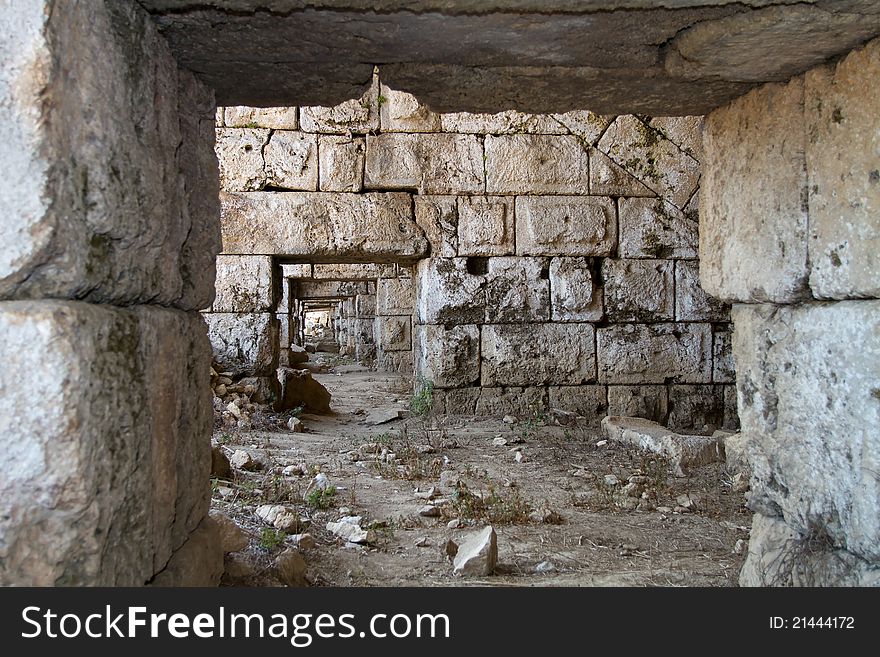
top-left (701, 37), bottom-right (880, 586)
top-left (0, 0), bottom-right (222, 585)
top-left (214, 74), bottom-right (734, 431)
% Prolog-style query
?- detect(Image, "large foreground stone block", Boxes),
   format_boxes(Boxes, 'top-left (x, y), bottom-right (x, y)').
top-left (597, 323), bottom-right (712, 384)
top-left (805, 38), bottom-right (880, 300)
top-left (0, 0), bottom-right (220, 309)
top-left (205, 312), bottom-right (278, 376)
top-left (515, 196), bottom-right (615, 256)
top-left (220, 192), bottom-right (427, 262)
top-left (700, 77), bottom-right (810, 303)
top-left (415, 258), bottom-right (485, 325)
top-left (414, 324), bottom-right (481, 388)
top-left (0, 301), bottom-right (212, 585)
top-left (485, 135), bottom-right (589, 194)
top-left (364, 133), bottom-right (484, 194)
top-left (212, 255), bottom-right (274, 313)
top-left (481, 324), bottom-right (595, 386)
top-left (732, 301), bottom-right (880, 563)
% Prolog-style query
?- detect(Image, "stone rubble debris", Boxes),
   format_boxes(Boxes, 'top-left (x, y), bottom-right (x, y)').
top-left (326, 516), bottom-right (376, 544)
top-left (452, 526), bottom-right (498, 576)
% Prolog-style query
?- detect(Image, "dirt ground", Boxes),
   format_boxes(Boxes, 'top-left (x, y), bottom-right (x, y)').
top-left (211, 361), bottom-right (752, 587)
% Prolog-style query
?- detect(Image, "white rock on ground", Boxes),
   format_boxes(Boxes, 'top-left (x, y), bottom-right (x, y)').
top-left (326, 516), bottom-right (376, 544)
top-left (453, 526), bottom-right (498, 576)
top-left (256, 505), bottom-right (305, 532)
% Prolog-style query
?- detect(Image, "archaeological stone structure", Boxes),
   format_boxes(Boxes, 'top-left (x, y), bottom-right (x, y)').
top-left (0, 0), bottom-right (877, 587)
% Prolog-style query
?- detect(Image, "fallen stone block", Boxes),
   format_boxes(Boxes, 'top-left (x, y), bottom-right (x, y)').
top-left (601, 416), bottom-right (725, 476)
top-left (453, 526), bottom-right (498, 576)
top-left (364, 407), bottom-right (407, 426)
top-left (326, 516), bottom-right (376, 544)
top-left (276, 367), bottom-right (332, 414)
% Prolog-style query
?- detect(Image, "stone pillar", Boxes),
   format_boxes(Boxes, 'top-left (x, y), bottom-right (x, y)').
top-left (0, 0), bottom-right (222, 585)
top-left (701, 37), bottom-right (880, 585)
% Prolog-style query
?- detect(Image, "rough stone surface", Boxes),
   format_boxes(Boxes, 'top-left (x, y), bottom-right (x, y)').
top-left (548, 257), bottom-right (603, 322)
top-left (515, 196), bottom-right (615, 256)
top-left (675, 260), bottom-right (729, 322)
top-left (589, 149), bottom-right (654, 197)
top-left (416, 258), bottom-right (485, 325)
top-left (379, 85), bottom-right (441, 132)
top-left (599, 115), bottom-right (700, 208)
top-left (414, 196), bottom-right (459, 258)
top-left (597, 323), bottom-right (712, 384)
top-left (712, 329), bottom-right (734, 383)
top-left (277, 367), bottom-right (333, 414)
top-left (0, 0), bottom-right (220, 309)
top-left (264, 131), bottom-right (318, 190)
top-left (212, 255), bottom-right (274, 313)
top-left (485, 135), bottom-right (589, 194)
top-left (224, 106), bottom-right (298, 129)
top-left (220, 192), bottom-right (427, 261)
top-left (548, 386), bottom-right (608, 424)
top-left (805, 38), bottom-right (880, 300)
top-left (484, 257), bottom-right (550, 323)
top-left (732, 301), bottom-right (880, 563)
top-left (452, 526), bottom-right (497, 576)
top-left (0, 300), bottom-right (212, 585)
top-left (474, 386), bottom-right (547, 417)
top-left (377, 277), bottom-right (414, 316)
top-left (274, 548), bottom-right (308, 586)
top-left (602, 259), bottom-right (675, 322)
top-left (700, 77), bottom-right (810, 303)
top-left (318, 135), bottom-right (365, 192)
top-left (312, 264), bottom-right (395, 280)
top-left (457, 196), bottom-right (515, 257)
top-left (365, 133), bottom-right (484, 194)
top-left (441, 110), bottom-right (564, 135)
top-left (300, 76), bottom-right (379, 133)
top-left (209, 511), bottom-right (249, 553)
top-left (481, 324), bottom-right (595, 386)
top-left (414, 324), bottom-right (480, 389)
top-left (216, 127), bottom-right (268, 191)
top-left (205, 312), bottom-right (278, 376)
top-left (607, 385), bottom-right (669, 424)
top-left (618, 197), bottom-right (697, 259)
top-left (667, 385), bottom-right (725, 432)
top-left (149, 517), bottom-right (224, 587)
top-left (376, 315), bottom-right (412, 352)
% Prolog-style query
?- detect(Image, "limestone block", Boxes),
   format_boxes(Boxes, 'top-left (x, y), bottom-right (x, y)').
top-left (602, 259), bottom-right (675, 322)
top-left (377, 315), bottom-right (412, 352)
top-left (212, 255), bottom-right (274, 313)
top-left (377, 277), bottom-right (414, 316)
top-left (723, 384), bottom-right (740, 431)
top-left (667, 384), bottom-right (725, 433)
top-left (277, 367), bottom-right (332, 414)
top-left (485, 135), bottom-right (589, 194)
top-left (414, 324), bottom-right (480, 388)
top-left (377, 351), bottom-right (414, 375)
top-left (551, 111), bottom-right (613, 146)
top-left (548, 257), bottom-right (603, 322)
top-left (216, 127), bottom-right (268, 191)
top-left (297, 280), bottom-right (370, 298)
top-left (597, 323), bottom-right (712, 384)
top-left (618, 197), bottom-right (697, 259)
top-left (649, 116), bottom-right (704, 162)
top-left (548, 386), bottom-right (608, 425)
top-left (205, 312), bottom-right (278, 376)
top-left (484, 257), bottom-right (550, 323)
top-left (264, 131), bottom-right (318, 190)
top-left (675, 260), bottom-right (730, 322)
top-left (312, 263), bottom-right (396, 280)
top-left (805, 39), bottom-right (880, 299)
top-left (283, 264), bottom-right (312, 278)
top-left (607, 385), bottom-right (669, 424)
top-left (474, 387), bottom-right (548, 417)
top-left (223, 106), bottom-right (298, 129)
top-left (318, 135), bottom-right (365, 192)
top-left (457, 196), bottom-right (515, 257)
top-left (441, 111), bottom-right (565, 135)
top-left (700, 77), bottom-right (810, 303)
top-left (598, 115), bottom-right (699, 208)
top-left (220, 192), bottom-right (427, 261)
top-left (300, 75), bottom-right (379, 133)
top-left (415, 258), bottom-right (486, 325)
top-left (0, 300), bottom-right (212, 586)
top-left (515, 196), bottom-right (615, 256)
top-left (379, 85), bottom-right (441, 132)
top-left (589, 149), bottom-right (654, 197)
top-left (481, 324), bottom-right (595, 386)
top-left (149, 518), bottom-right (223, 587)
top-left (414, 196), bottom-right (459, 258)
top-left (713, 328), bottom-right (734, 384)
top-left (356, 294), bottom-right (376, 318)
top-left (0, 0), bottom-right (220, 309)
top-left (364, 133), bottom-right (484, 194)
top-left (732, 301), bottom-right (880, 562)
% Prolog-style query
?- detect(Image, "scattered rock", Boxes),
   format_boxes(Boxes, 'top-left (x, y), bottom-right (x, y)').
top-left (223, 553), bottom-right (255, 581)
top-left (603, 474), bottom-right (620, 487)
top-left (514, 451), bottom-right (525, 463)
top-left (453, 526), bottom-right (498, 576)
top-left (734, 538), bottom-right (747, 555)
top-left (276, 367), bottom-right (332, 414)
top-left (287, 416), bottom-right (305, 432)
top-left (230, 449), bottom-right (258, 471)
top-left (492, 436), bottom-right (508, 447)
top-left (529, 508), bottom-right (564, 524)
top-left (535, 560), bottom-right (556, 574)
top-left (274, 549), bottom-right (308, 587)
top-left (595, 439), bottom-right (608, 447)
top-left (413, 537), bottom-right (430, 548)
top-left (443, 539), bottom-right (459, 560)
top-left (414, 486), bottom-right (437, 500)
top-left (256, 505), bottom-right (307, 532)
top-left (303, 472), bottom-right (331, 500)
top-left (288, 533), bottom-right (316, 550)
top-left (326, 516), bottom-right (376, 544)
top-left (210, 511), bottom-right (249, 553)
top-left (447, 518), bottom-right (461, 529)
top-left (282, 464), bottom-right (304, 477)
top-left (211, 447), bottom-right (232, 479)
top-left (502, 415), bottom-right (517, 425)
top-left (418, 505), bottom-right (441, 518)
top-left (226, 401), bottom-right (242, 419)
top-left (364, 406), bottom-right (407, 426)
top-left (676, 493), bottom-right (696, 509)
top-left (621, 482), bottom-right (643, 498)
top-left (289, 344), bottom-right (310, 364)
